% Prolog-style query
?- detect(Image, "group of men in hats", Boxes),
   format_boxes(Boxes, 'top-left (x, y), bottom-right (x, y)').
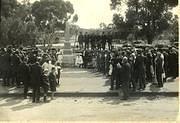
top-left (0, 46), bottom-right (62, 103)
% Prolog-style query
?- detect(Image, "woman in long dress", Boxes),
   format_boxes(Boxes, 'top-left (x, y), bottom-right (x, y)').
top-left (49, 67), bottom-right (57, 100)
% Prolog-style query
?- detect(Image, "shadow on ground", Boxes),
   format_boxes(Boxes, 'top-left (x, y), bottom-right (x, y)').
top-left (0, 97), bottom-right (23, 107)
top-left (11, 101), bottom-right (45, 111)
top-left (149, 84), bottom-right (161, 92)
top-left (0, 97), bottom-right (47, 111)
top-left (100, 95), bottom-right (164, 105)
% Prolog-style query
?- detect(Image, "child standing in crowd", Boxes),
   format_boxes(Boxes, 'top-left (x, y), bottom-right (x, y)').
top-left (56, 62), bottom-right (62, 85)
top-left (49, 67), bottom-right (57, 100)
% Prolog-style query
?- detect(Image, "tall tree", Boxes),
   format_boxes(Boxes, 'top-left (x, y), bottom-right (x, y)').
top-left (1, 0), bottom-right (18, 18)
top-left (31, 0), bottom-right (74, 30)
top-left (0, 0), bottom-right (38, 46)
top-left (110, 0), bottom-right (178, 44)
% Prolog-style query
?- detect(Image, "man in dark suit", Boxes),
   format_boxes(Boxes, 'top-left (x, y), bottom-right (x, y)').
top-left (121, 57), bottom-right (131, 100)
top-left (134, 50), bottom-right (146, 90)
top-left (101, 32), bottom-right (107, 50)
top-left (82, 50), bottom-right (88, 68)
top-left (11, 51), bottom-right (21, 87)
top-left (84, 32), bottom-right (89, 50)
top-left (163, 50), bottom-right (169, 82)
top-left (90, 33), bottom-right (96, 50)
top-left (107, 32), bottom-right (113, 51)
top-left (168, 47), bottom-right (178, 79)
top-left (29, 59), bottom-right (43, 103)
top-left (96, 34), bottom-right (101, 50)
top-left (18, 58), bottom-right (30, 99)
top-left (2, 49), bottom-right (11, 86)
top-left (145, 51), bottom-right (153, 83)
top-left (78, 32), bottom-right (84, 49)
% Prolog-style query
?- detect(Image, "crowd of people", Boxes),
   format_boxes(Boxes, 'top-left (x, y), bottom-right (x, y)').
top-left (0, 34), bottom-right (178, 101)
top-left (77, 32), bottom-right (178, 100)
top-left (78, 47), bottom-right (178, 99)
top-left (0, 46), bottom-right (62, 103)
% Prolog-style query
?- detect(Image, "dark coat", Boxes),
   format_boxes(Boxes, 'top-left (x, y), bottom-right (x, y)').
top-left (155, 57), bottom-right (164, 74)
top-left (84, 34), bottom-right (90, 43)
top-left (11, 54), bottom-right (21, 73)
top-left (111, 58), bottom-right (118, 75)
top-left (121, 62), bottom-right (131, 82)
top-left (101, 34), bottom-right (107, 43)
top-left (78, 34), bottom-right (83, 43)
top-left (2, 53), bottom-right (11, 71)
top-left (28, 54), bottom-right (37, 64)
top-left (134, 55), bottom-right (145, 75)
top-left (29, 62), bottom-right (43, 87)
top-left (145, 53), bottom-right (153, 76)
top-left (18, 62), bottom-right (30, 83)
top-left (107, 35), bottom-right (112, 44)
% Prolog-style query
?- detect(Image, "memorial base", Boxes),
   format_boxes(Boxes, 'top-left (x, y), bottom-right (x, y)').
top-left (62, 42), bottom-right (75, 67)
top-left (62, 55), bottom-right (75, 67)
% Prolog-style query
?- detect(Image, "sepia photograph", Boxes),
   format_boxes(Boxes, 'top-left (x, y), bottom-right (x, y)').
top-left (0, 0), bottom-right (179, 122)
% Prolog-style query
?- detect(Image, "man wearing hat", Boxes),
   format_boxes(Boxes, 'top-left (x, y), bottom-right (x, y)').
top-left (121, 57), bottom-right (131, 100)
top-left (78, 32), bottom-right (84, 49)
top-left (18, 58), bottom-right (30, 99)
top-left (2, 48), bottom-right (11, 86)
top-left (29, 58), bottom-right (43, 103)
top-left (11, 51), bottom-right (21, 87)
top-left (107, 32), bottom-right (113, 51)
top-left (101, 32), bottom-right (107, 50)
top-left (134, 49), bottom-right (146, 90)
top-left (84, 32), bottom-right (89, 50)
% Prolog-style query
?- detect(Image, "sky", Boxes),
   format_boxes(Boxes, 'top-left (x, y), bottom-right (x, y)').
top-left (18, 0), bottom-right (179, 29)
top-left (18, 0), bottom-right (124, 29)
top-left (66, 0), bottom-right (115, 29)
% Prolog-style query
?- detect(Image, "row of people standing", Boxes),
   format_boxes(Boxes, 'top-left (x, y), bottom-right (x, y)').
top-left (78, 32), bottom-right (113, 51)
top-left (79, 46), bottom-right (178, 99)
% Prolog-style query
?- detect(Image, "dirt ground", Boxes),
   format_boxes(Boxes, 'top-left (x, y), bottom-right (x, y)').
top-left (0, 96), bottom-right (179, 121)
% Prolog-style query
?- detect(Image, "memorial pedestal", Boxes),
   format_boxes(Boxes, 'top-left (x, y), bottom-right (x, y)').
top-left (62, 42), bottom-right (75, 67)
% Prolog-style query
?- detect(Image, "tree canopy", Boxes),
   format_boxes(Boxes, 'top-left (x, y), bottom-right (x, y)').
top-left (0, 0), bottom-right (76, 47)
top-left (31, 0), bottom-right (74, 30)
top-left (110, 0), bottom-right (179, 44)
